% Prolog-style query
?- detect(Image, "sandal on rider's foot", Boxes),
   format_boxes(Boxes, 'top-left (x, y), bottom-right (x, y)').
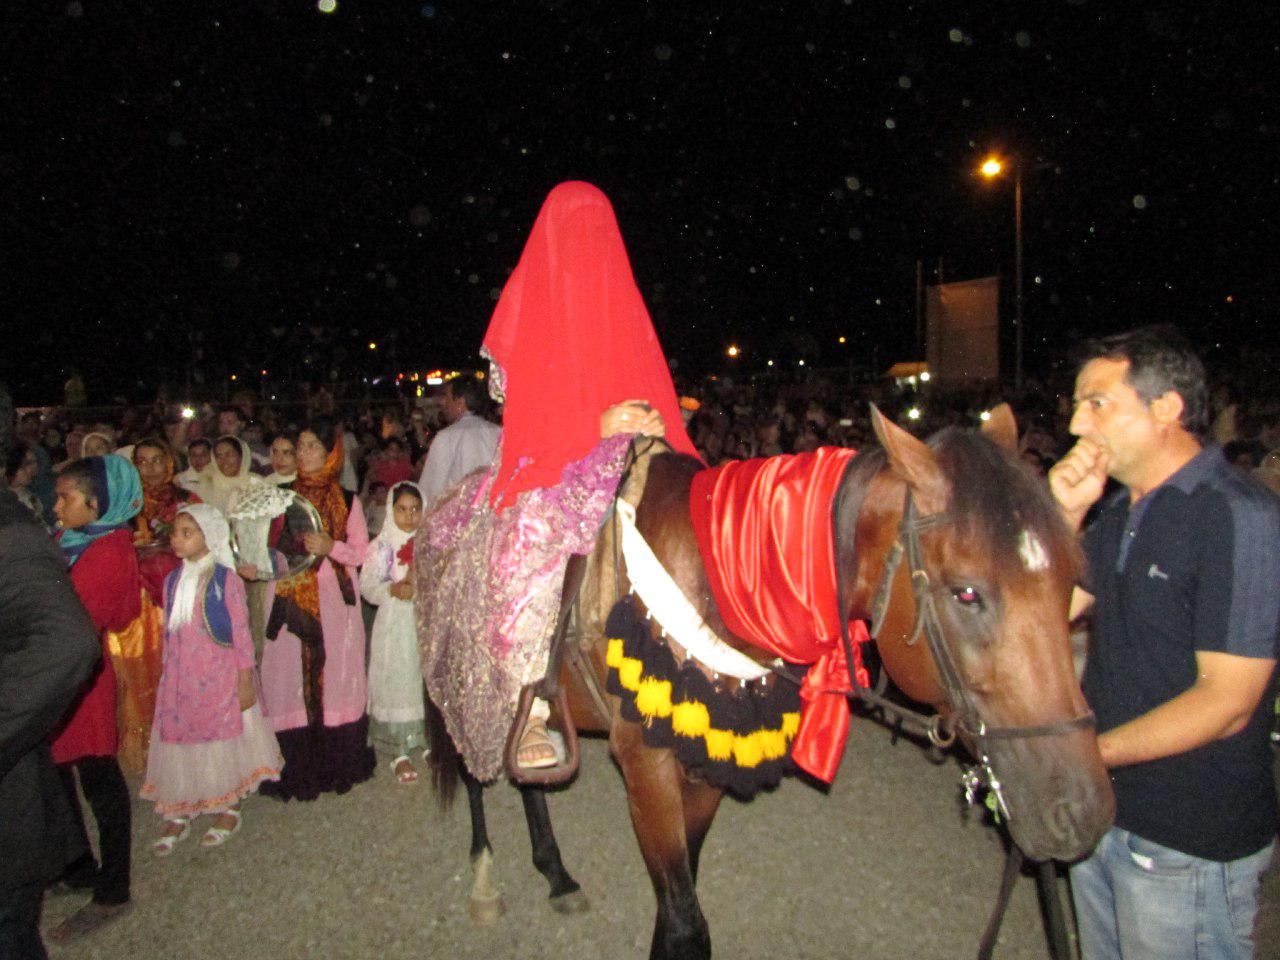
top-left (152, 818), bottom-right (192, 857)
top-left (517, 717), bottom-right (558, 769)
top-left (391, 755), bottom-right (419, 784)
top-left (200, 808), bottom-right (242, 848)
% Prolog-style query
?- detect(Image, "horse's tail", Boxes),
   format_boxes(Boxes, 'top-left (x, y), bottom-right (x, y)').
top-left (424, 695), bottom-right (460, 809)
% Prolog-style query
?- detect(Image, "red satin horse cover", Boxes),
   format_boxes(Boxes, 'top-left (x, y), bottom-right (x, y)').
top-left (688, 447), bottom-right (869, 783)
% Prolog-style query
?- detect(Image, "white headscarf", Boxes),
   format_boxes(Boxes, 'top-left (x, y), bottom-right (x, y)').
top-left (375, 481), bottom-right (422, 582)
top-left (205, 435), bottom-right (260, 516)
top-left (169, 503), bottom-right (237, 629)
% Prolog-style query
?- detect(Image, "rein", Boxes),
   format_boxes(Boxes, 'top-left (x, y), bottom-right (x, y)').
top-left (834, 469), bottom-right (1096, 821)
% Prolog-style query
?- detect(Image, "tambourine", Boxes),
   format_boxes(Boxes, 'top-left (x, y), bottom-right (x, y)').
top-left (228, 484), bottom-right (325, 581)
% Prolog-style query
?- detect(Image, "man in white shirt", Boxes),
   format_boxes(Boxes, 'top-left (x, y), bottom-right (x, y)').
top-left (418, 376), bottom-right (501, 507)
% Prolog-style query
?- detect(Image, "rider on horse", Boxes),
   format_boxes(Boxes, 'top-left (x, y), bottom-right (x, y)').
top-left (414, 181), bottom-right (698, 781)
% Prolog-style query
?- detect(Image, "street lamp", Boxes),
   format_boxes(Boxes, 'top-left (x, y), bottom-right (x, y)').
top-left (979, 154), bottom-right (1024, 390)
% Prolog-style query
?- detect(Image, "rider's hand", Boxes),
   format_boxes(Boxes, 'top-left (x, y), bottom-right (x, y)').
top-left (1048, 439), bottom-right (1109, 530)
top-left (601, 401), bottom-right (664, 439)
top-left (390, 580), bottom-right (414, 601)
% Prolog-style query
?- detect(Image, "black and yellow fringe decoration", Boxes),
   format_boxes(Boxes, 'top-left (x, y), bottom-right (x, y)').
top-left (605, 597), bottom-right (801, 798)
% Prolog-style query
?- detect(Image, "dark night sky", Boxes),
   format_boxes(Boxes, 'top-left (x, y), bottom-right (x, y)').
top-left (3, 1), bottom-right (1276, 402)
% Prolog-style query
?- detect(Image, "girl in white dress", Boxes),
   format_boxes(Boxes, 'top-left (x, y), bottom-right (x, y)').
top-left (360, 481), bottom-right (428, 783)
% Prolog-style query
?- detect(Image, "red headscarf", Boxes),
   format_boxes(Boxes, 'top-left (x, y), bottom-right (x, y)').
top-left (482, 181), bottom-right (698, 510)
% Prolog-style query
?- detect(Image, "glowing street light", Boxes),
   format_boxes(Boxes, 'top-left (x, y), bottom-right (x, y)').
top-left (978, 153), bottom-right (1025, 390)
top-left (726, 344), bottom-right (741, 358)
top-left (368, 341), bottom-right (377, 351)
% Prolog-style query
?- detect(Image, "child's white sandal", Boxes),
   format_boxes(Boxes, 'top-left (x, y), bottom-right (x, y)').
top-left (199, 809), bottom-right (242, 848)
top-left (152, 818), bottom-right (192, 857)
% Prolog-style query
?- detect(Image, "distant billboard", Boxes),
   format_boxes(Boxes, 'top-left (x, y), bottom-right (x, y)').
top-left (925, 276), bottom-right (999, 383)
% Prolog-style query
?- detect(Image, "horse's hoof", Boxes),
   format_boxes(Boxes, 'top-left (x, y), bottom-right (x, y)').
top-left (550, 889), bottom-right (590, 914)
top-left (468, 893), bottom-right (506, 925)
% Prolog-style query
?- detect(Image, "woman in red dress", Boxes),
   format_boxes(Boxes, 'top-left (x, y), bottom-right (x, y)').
top-left (48, 455), bottom-right (143, 942)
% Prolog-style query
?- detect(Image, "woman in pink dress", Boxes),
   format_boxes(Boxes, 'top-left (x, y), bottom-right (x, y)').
top-left (255, 418), bottom-right (376, 800)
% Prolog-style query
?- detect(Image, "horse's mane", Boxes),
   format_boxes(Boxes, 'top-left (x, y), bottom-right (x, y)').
top-left (928, 428), bottom-right (1082, 580)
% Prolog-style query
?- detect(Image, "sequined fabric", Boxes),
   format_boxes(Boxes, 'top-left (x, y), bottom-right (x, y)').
top-left (415, 434), bottom-right (629, 781)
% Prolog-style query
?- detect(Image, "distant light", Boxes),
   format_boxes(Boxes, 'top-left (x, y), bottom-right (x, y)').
top-left (767, 360), bottom-right (774, 367)
top-left (180, 406), bottom-right (195, 420)
top-left (920, 371), bottom-right (931, 382)
top-left (230, 374), bottom-right (237, 381)
top-left (726, 345), bottom-right (740, 358)
top-left (317, 0), bottom-right (337, 12)
top-left (426, 376), bottom-right (443, 385)
top-left (979, 410), bottom-right (992, 422)
top-left (906, 407), bottom-right (922, 421)
top-left (907, 375), bottom-right (918, 386)
top-left (980, 157), bottom-right (1004, 177)
top-left (838, 336), bottom-right (847, 344)
top-left (1225, 295), bottom-right (1234, 303)
top-left (260, 369), bottom-right (267, 376)
top-left (798, 359), bottom-right (806, 367)
top-left (416, 386), bottom-right (424, 397)
top-left (368, 342), bottom-right (377, 351)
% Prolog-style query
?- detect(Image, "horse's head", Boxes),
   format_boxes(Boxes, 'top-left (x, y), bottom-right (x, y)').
top-left (853, 404), bottom-right (1113, 862)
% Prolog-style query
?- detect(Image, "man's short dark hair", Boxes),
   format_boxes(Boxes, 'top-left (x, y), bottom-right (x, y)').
top-left (1079, 325), bottom-right (1208, 437)
top-left (187, 438), bottom-right (213, 454)
top-left (219, 406), bottom-right (247, 424)
top-left (0, 384), bottom-right (12, 464)
top-left (447, 376), bottom-right (487, 415)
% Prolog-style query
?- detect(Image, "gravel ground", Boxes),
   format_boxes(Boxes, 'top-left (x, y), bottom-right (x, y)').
top-left (43, 723), bottom-right (1280, 960)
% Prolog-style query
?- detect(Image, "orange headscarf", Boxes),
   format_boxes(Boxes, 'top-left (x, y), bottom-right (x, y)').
top-left (482, 181), bottom-right (698, 511)
top-left (133, 439), bottom-right (194, 545)
top-left (275, 431), bottom-right (350, 625)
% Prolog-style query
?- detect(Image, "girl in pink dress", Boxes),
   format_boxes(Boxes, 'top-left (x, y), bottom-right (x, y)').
top-left (141, 504), bottom-right (282, 854)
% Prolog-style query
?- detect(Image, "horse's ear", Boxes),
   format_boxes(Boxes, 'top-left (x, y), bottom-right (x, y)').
top-left (869, 404), bottom-right (948, 514)
top-left (981, 403), bottom-right (1019, 455)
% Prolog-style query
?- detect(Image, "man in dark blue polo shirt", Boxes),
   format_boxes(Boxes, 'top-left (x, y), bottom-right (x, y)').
top-left (1050, 326), bottom-right (1279, 960)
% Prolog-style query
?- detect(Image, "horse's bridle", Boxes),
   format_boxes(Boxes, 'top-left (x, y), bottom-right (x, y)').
top-left (839, 484), bottom-right (1096, 822)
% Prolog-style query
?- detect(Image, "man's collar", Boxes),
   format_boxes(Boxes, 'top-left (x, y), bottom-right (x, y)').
top-left (1163, 444), bottom-right (1223, 494)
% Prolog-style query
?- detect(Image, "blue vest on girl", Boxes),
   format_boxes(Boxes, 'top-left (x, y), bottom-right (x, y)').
top-left (163, 564), bottom-right (235, 647)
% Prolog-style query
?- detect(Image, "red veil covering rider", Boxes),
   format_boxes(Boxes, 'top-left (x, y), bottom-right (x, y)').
top-left (415, 181), bottom-right (697, 779)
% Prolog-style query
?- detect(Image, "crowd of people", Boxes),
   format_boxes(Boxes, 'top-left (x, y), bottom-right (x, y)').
top-left (2, 180), bottom-right (1278, 960)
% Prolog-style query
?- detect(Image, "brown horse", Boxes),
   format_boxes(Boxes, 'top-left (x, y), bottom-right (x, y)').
top-left (426, 404), bottom-right (1114, 960)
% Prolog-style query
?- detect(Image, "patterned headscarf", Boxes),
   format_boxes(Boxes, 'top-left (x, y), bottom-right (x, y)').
top-left (58, 455), bottom-right (143, 566)
top-left (134, 438), bottom-right (185, 544)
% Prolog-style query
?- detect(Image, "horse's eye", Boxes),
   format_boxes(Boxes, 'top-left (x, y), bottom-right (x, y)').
top-left (951, 585), bottom-right (985, 609)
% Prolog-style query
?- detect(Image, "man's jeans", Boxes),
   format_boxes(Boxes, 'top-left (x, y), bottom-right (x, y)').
top-left (1070, 826), bottom-right (1274, 960)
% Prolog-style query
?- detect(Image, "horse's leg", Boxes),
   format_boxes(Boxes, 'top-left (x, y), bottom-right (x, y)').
top-left (463, 770), bottom-right (506, 924)
top-left (680, 777), bottom-right (724, 885)
top-left (611, 721), bottom-right (712, 960)
top-left (519, 786), bottom-right (590, 914)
